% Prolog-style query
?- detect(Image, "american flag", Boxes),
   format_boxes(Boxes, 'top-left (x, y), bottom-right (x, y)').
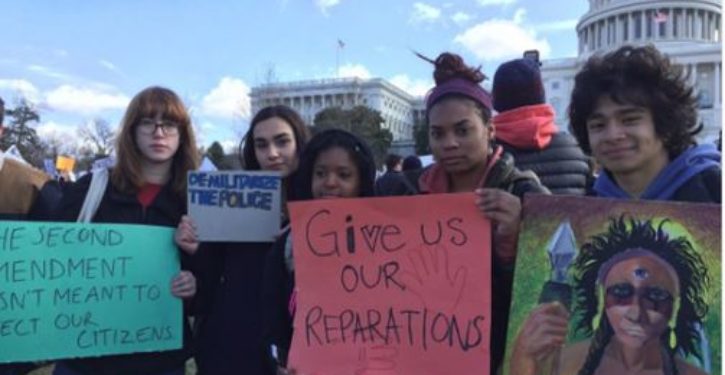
top-left (337, 39), bottom-right (345, 49)
top-left (653, 10), bottom-right (668, 24)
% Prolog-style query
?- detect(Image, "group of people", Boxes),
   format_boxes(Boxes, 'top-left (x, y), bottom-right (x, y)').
top-left (0, 43), bottom-right (720, 375)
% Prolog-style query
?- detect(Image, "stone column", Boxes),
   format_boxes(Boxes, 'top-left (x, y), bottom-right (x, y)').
top-left (627, 12), bottom-right (634, 41)
top-left (715, 63), bottom-right (721, 109)
top-left (709, 11), bottom-right (715, 41)
top-left (641, 10), bottom-right (647, 40)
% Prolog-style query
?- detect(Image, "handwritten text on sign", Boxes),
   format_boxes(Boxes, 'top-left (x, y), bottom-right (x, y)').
top-left (0, 222), bottom-right (182, 363)
top-left (288, 193), bottom-right (492, 375)
top-left (187, 170), bottom-right (281, 242)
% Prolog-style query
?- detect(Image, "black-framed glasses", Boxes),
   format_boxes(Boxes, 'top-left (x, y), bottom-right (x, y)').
top-left (137, 118), bottom-right (180, 136)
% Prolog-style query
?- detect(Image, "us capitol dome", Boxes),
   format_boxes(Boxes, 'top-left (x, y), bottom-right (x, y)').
top-left (541, 0), bottom-right (721, 142)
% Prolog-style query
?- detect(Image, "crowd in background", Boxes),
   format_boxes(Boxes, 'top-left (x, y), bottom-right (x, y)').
top-left (0, 43), bottom-right (720, 375)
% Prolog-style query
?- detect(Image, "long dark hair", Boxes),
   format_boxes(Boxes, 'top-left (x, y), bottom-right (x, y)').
top-left (292, 128), bottom-right (376, 201)
top-left (240, 105), bottom-right (310, 170)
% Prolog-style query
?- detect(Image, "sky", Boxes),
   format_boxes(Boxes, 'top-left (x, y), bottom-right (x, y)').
top-left (0, 0), bottom-right (589, 153)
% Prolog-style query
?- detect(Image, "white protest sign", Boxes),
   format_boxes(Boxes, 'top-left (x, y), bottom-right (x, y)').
top-left (187, 170), bottom-right (281, 242)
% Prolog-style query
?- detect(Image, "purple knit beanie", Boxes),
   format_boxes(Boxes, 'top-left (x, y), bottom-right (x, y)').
top-left (492, 58), bottom-right (546, 112)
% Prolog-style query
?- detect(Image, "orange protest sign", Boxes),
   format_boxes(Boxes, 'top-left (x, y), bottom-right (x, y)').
top-left (55, 155), bottom-right (75, 172)
top-left (288, 193), bottom-right (492, 375)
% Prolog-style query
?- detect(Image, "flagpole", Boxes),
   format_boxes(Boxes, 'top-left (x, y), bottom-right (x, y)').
top-left (336, 39), bottom-right (345, 78)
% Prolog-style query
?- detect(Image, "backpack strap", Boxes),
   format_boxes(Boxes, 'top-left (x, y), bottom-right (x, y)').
top-left (76, 168), bottom-right (109, 223)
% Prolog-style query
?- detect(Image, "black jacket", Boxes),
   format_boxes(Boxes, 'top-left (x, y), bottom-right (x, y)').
top-left (192, 240), bottom-right (276, 375)
top-left (499, 132), bottom-right (591, 196)
top-left (52, 171), bottom-right (194, 375)
top-left (389, 152), bottom-right (549, 374)
top-left (260, 230), bottom-right (295, 369)
top-left (374, 171), bottom-right (405, 196)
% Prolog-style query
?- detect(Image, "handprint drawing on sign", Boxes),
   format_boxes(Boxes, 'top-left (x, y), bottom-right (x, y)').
top-left (400, 244), bottom-right (468, 315)
top-left (355, 345), bottom-right (399, 375)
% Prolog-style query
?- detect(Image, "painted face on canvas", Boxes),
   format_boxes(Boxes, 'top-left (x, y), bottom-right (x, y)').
top-left (603, 254), bottom-right (679, 349)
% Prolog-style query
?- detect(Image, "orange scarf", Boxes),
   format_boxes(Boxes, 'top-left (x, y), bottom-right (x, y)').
top-left (493, 104), bottom-right (558, 149)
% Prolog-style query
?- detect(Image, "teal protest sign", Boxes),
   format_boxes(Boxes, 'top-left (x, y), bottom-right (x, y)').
top-left (188, 170), bottom-right (282, 242)
top-left (0, 221), bottom-right (182, 363)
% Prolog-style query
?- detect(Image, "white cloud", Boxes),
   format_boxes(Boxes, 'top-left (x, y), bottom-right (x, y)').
top-left (200, 77), bottom-right (251, 120)
top-left (316, 0), bottom-right (340, 16)
top-left (36, 120), bottom-right (77, 138)
top-left (513, 7), bottom-right (526, 24)
top-left (27, 65), bottom-right (74, 81)
top-left (45, 85), bottom-right (130, 114)
top-left (200, 121), bottom-right (218, 132)
top-left (477, 0), bottom-right (516, 6)
top-left (0, 79), bottom-right (41, 102)
top-left (451, 11), bottom-right (473, 26)
top-left (454, 14), bottom-right (551, 61)
top-left (337, 64), bottom-right (371, 79)
top-left (36, 121), bottom-right (85, 153)
top-left (410, 2), bottom-right (441, 24)
top-left (195, 121), bottom-right (244, 153)
top-left (536, 19), bottom-right (579, 32)
top-left (99, 60), bottom-right (118, 72)
top-left (389, 74), bottom-right (433, 97)
top-left (220, 140), bottom-right (238, 154)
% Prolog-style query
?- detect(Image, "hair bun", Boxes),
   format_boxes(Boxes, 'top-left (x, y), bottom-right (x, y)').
top-left (417, 52), bottom-right (486, 85)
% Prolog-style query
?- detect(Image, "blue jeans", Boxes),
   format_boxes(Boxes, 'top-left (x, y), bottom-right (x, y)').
top-left (53, 362), bottom-right (184, 375)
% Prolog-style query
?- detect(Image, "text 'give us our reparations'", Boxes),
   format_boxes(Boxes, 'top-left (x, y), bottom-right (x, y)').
top-left (287, 193), bottom-right (493, 375)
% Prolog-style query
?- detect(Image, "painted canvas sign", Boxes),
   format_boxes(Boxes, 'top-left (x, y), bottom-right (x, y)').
top-left (504, 195), bottom-right (720, 375)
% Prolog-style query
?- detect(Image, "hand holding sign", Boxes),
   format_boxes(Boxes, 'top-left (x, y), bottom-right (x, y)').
top-left (475, 188), bottom-right (522, 238)
top-left (170, 270), bottom-right (196, 300)
top-left (400, 245), bottom-right (467, 315)
top-left (174, 215), bottom-right (199, 255)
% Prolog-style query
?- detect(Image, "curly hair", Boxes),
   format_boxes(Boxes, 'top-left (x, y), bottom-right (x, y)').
top-left (572, 216), bottom-right (709, 375)
top-left (417, 51), bottom-right (492, 123)
top-left (568, 45), bottom-right (700, 158)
